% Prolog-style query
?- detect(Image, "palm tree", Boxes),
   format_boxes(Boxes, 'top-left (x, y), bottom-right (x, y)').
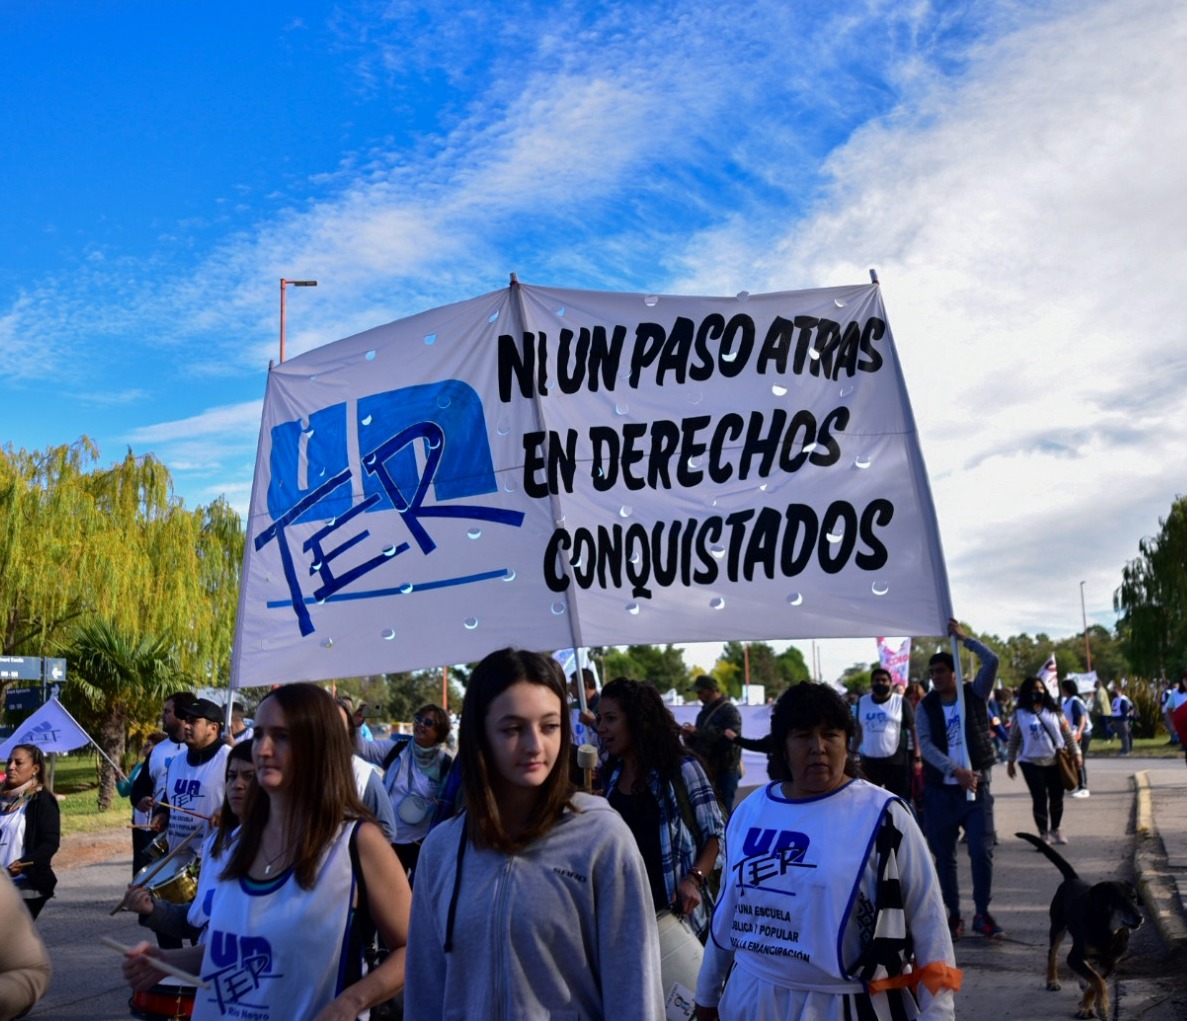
top-left (64, 619), bottom-right (179, 810)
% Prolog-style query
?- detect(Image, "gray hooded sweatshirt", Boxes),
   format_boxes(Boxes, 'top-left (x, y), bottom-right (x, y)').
top-left (405, 792), bottom-right (665, 1020)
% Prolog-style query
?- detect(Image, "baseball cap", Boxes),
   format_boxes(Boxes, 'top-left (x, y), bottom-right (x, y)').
top-left (182, 698), bottom-right (225, 726)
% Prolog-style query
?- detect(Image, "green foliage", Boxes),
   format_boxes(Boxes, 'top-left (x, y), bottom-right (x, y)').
top-left (601, 644), bottom-right (691, 695)
top-left (1115, 496), bottom-right (1187, 676)
top-left (63, 618), bottom-right (179, 810)
top-left (0, 440), bottom-right (243, 682)
top-left (719, 641), bottom-right (808, 699)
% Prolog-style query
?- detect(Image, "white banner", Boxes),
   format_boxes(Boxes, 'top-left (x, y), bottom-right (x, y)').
top-left (232, 282), bottom-right (952, 688)
top-left (876, 636), bottom-right (912, 687)
top-left (1038, 652), bottom-right (1058, 687)
top-left (0, 697), bottom-right (93, 761)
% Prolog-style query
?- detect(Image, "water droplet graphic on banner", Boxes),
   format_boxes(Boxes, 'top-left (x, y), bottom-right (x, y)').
top-left (467, 528), bottom-right (482, 540)
top-left (365, 350), bottom-right (376, 361)
top-left (839, 385), bottom-right (855, 398)
top-left (854, 455), bottom-right (871, 469)
top-left (361, 415), bottom-right (372, 426)
top-left (424, 333), bottom-right (437, 345)
top-left (771, 384), bottom-right (788, 398)
top-left (709, 597), bottom-right (726, 610)
top-left (464, 617), bottom-right (479, 630)
top-left (834, 297), bottom-right (846, 308)
top-left (437, 394), bottom-right (451, 409)
top-left (787, 592), bottom-right (803, 606)
top-left (382, 545), bottom-right (398, 557)
top-left (551, 602), bottom-right (567, 616)
top-left (615, 402), bottom-right (630, 416)
top-left (644, 295), bottom-right (659, 307)
top-left (626, 602), bottom-right (641, 615)
top-left (381, 629), bottom-right (396, 641)
top-left (488, 310), bottom-right (499, 323)
top-left (871, 581), bottom-right (890, 596)
top-left (399, 582), bottom-right (414, 595)
top-left (503, 569), bottom-right (516, 582)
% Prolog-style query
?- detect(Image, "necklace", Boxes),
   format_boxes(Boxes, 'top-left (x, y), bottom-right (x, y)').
top-left (261, 838), bottom-right (289, 876)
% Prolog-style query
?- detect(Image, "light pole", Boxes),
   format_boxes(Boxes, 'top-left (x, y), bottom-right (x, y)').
top-left (279, 278), bottom-right (318, 362)
top-left (1080, 580), bottom-right (1093, 672)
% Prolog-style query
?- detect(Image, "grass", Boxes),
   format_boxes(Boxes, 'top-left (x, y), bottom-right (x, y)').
top-left (45, 750), bottom-right (132, 835)
top-left (1090, 735), bottom-right (1186, 759)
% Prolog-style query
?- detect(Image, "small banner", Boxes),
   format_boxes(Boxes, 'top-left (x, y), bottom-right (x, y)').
top-left (876, 636), bottom-right (912, 687)
top-left (0, 697), bottom-right (93, 761)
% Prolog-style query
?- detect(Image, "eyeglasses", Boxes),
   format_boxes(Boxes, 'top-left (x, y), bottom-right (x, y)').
top-left (414, 714), bottom-right (436, 727)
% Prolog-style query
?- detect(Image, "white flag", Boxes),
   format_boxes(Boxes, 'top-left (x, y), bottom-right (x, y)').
top-left (1038, 653), bottom-right (1058, 687)
top-left (0, 697), bottom-right (93, 761)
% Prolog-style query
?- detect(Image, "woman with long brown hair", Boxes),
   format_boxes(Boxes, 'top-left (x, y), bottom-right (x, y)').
top-left (121, 683), bottom-right (410, 1020)
top-left (405, 648), bottom-right (664, 1020)
top-left (597, 676), bottom-right (724, 942)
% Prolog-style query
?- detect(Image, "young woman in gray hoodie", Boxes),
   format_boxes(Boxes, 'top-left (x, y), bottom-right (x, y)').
top-left (406, 647), bottom-right (665, 1020)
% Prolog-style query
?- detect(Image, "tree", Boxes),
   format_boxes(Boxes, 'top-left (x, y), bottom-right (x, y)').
top-left (1115, 496), bottom-right (1187, 677)
top-left (717, 642), bottom-right (809, 699)
top-left (602, 645), bottom-right (690, 695)
top-left (65, 619), bottom-right (178, 810)
top-left (0, 440), bottom-right (243, 683)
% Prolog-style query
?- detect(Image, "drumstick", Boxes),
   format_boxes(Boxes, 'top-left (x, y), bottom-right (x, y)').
top-left (110, 828), bottom-right (202, 915)
top-left (99, 936), bottom-right (210, 988)
top-left (127, 824), bottom-right (157, 830)
top-left (154, 800), bottom-right (215, 822)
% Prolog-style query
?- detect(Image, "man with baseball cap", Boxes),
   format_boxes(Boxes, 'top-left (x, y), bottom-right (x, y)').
top-left (152, 697), bottom-right (230, 863)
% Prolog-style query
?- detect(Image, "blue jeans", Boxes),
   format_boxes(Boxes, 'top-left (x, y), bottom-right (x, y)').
top-left (924, 772), bottom-right (995, 920)
top-left (1111, 718), bottom-right (1132, 754)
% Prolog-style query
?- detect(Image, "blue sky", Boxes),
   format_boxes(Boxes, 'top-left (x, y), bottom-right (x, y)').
top-left (4, 0), bottom-right (1184, 680)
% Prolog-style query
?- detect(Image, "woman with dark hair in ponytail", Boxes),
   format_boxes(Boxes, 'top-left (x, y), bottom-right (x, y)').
top-left (406, 648), bottom-right (664, 1020)
top-left (597, 676), bottom-right (724, 942)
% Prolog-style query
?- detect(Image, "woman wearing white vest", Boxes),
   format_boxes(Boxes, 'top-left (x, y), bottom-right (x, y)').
top-left (121, 683), bottom-right (411, 1020)
top-left (694, 682), bottom-right (958, 1021)
top-left (1006, 675), bottom-right (1081, 846)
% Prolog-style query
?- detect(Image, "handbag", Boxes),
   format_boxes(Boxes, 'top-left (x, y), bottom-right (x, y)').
top-left (1038, 712), bottom-right (1079, 792)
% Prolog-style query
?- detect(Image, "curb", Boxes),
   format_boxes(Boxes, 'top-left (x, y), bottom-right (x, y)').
top-left (1133, 771), bottom-right (1187, 953)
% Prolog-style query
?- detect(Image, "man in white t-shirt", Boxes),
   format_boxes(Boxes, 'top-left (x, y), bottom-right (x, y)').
top-left (856, 667), bottom-right (919, 800)
top-left (135, 691), bottom-right (195, 863)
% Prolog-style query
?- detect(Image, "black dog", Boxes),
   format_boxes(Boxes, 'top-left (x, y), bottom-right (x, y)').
top-left (1016, 832), bottom-right (1144, 1019)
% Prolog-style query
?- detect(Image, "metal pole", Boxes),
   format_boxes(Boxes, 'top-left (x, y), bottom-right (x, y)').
top-left (1080, 581), bottom-right (1093, 671)
top-left (279, 278), bottom-right (287, 362)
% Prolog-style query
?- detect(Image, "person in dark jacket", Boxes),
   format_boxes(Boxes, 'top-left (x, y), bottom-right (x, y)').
top-left (681, 677), bottom-right (742, 811)
top-left (1, 744), bottom-right (61, 920)
top-left (916, 619), bottom-right (1001, 942)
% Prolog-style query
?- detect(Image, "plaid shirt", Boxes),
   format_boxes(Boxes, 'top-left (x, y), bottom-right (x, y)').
top-left (606, 754), bottom-right (725, 939)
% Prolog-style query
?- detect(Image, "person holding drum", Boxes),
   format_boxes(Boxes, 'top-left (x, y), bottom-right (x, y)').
top-left (123, 740), bottom-right (256, 941)
top-left (1, 744), bottom-right (60, 920)
top-left (121, 683), bottom-right (411, 1020)
top-left (694, 683), bottom-right (958, 1021)
top-left (405, 648), bottom-right (664, 1020)
top-left (380, 703), bottom-right (453, 879)
top-left (596, 676), bottom-right (724, 943)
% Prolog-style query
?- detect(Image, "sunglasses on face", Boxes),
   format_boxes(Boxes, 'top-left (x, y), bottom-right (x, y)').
top-left (414, 714), bottom-right (436, 727)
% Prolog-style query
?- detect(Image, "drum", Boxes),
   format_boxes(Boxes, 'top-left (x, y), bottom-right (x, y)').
top-left (145, 834), bottom-right (169, 861)
top-left (131, 855), bottom-right (200, 905)
top-left (129, 978), bottom-right (195, 1019)
top-left (656, 908), bottom-right (703, 1017)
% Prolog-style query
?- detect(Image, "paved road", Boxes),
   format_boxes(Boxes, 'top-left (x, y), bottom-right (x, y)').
top-left (25, 757), bottom-right (1187, 1019)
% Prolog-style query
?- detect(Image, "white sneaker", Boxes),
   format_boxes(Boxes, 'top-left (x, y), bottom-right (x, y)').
top-left (1050, 829), bottom-right (1068, 845)
top-left (1040, 832), bottom-right (1053, 846)
top-left (1071, 788), bottom-right (1090, 798)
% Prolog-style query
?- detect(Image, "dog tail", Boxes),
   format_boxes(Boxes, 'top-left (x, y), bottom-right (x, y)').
top-left (1015, 831), bottom-right (1079, 881)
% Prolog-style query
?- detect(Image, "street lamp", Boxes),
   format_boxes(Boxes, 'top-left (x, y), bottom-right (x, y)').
top-left (1080, 580), bottom-right (1093, 672)
top-left (279, 278), bottom-right (318, 363)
